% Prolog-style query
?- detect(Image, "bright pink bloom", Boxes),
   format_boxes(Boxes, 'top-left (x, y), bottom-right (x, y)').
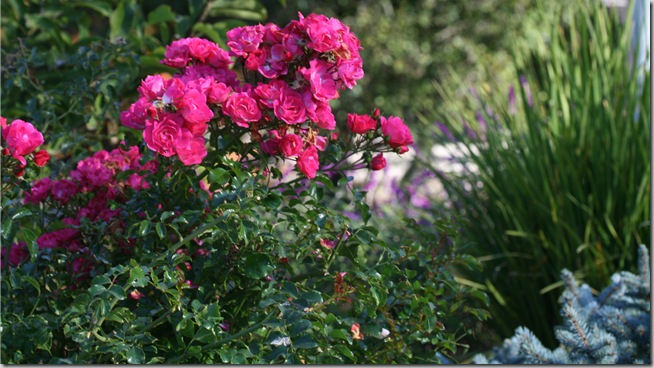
top-left (179, 89), bottom-right (213, 134)
top-left (176, 130), bottom-right (207, 165)
top-left (71, 157), bottom-right (113, 189)
top-left (143, 114), bottom-right (183, 157)
top-left (244, 47), bottom-right (267, 71)
top-left (120, 98), bottom-right (151, 130)
top-left (223, 92), bottom-right (262, 128)
top-left (302, 92), bottom-right (336, 130)
top-left (127, 173), bottom-right (150, 191)
top-left (337, 58), bottom-right (364, 89)
top-left (302, 13), bottom-right (342, 53)
top-left (370, 153), bottom-right (386, 171)
top-left (279, 133), bottom-right (303, 157)
top-left (137, 75), bottom-right (167, 100)
top-left (33, 150), bottom-right (50, 167)
top-left (300, 59), bottom-right (338, 102)
top-left (347, 113), bottom-right (377, 134)
top-left (274, 88), bottom-right (306, 125)
top-left (226, 25), bottom-right (264, 56)
top-left (2, 119), bottom-right (44, 166)
top-left (24, 177), bottom-right (51, 204)
top-left (380, 116), bottom-right (413, 148)
top-left (254, 80), bottom-right (288, 108)
top-left (162, 38), bottom-right (192, 68)
top-left (296, 145), bottom-right (319, 178)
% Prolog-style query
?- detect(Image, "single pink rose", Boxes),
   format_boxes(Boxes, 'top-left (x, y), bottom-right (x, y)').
top-left (24, 177), bottom-right (52, 204)
top-left (274, 88), bottom-right (306, 125)
top-left (299, 59), bottom-right (338, 102)
top-left (226, 25), bottom-right (264, 56)
top-left (50, 179), bottom-right (78, 204)
top-left (2, 119), bottom-right (44, 166)
top-left (162, 38), bottom-right (192, 68)
top-left (347, 113), bottom-right (377, 134)
top-left (296, 145), bottom-right (319, 178)
top-left (143, 114), bottom-right (184, 157)
top-left (223, 92), bottom-right (262, 128)
top-left (70, 157), bottom-right (113, 189)
top-left (380, 116), bottom-right (413, 148)
top-left (2, 242), bottom-right (29, 268)
top-left (279, 133), bottom-right (304, 157)
top-left (179, 89), bottom-right (213, 135)
top-left (176, 130), bottom-right (207, 165)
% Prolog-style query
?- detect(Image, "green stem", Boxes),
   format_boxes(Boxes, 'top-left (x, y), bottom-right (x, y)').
top-left (138, 309), bottom-right (172, 334)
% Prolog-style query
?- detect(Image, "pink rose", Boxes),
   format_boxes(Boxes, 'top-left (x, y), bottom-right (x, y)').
top-left (71, 157), bottom-right (113, 189)
top-left (223, 92), bottom-right (262, 128)
top-left (2, 119), bottom-right (44, 166)
top-left (143, 114), bottom-right (184, 157)
top-left (162, 38), bottom-right (192, 68)
top-left (274, 88), bottom-right (306, 125)
top-left (370, 153), bottom-right (386, 171)
top-left (137, 75), bottom-right (167, 100)
top-left (24, 177), bottom-right (51, 204)
top-left (127, 173), bottom-right (150, 191)
top-left (244, 47), bottom-right (267, 71)
top-left (226, 25), bottom-right (264, 56)
top-left (120, 98), bottom-right (152, 130)
top-left (207, 81), bottom-right (232, 105)
top-left (299, 59), bottom-right (338, 102)
top-left (347, 113), bottom-right (377, 134)
top-left (337, 58), bottom-right (364, 89)
top-left (302, 13), bottom-right (342, 53)
top-left (296, 145), bottom-right (319, 178)
top-left (1, 242), bottom-right (29, 268)
top-left (302, 91), bottom-right (336, 130)
top-left (254, 80), bottom-right (288, 108)
top-left (176, 130), bottom-right (207, 165)
top-left (50, 179), bottom-right (78, 204)
top-left (380, 116), bottom-right (413, 148)
top-left (179, 89), bottom-right (213, 134)
top-left (259, 130), bottom-right (281, 155)
top-left (279, 133), bottom-right (304, 157)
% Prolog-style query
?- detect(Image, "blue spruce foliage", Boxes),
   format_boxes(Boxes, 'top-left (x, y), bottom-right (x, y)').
top-left (474, 244), bottom-right (651, 364)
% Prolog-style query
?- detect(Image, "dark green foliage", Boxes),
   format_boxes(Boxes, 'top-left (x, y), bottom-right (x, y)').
top-left (474, 244), bottom-right (651, 364)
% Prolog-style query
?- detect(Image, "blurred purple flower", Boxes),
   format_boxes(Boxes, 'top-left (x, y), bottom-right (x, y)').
top-left (520, 75), bottom-right (533, 107)
top-left (436, 122), bottom-right (456, 142)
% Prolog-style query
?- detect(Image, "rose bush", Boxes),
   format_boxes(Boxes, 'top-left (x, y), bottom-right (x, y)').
top-left (1, 13), bottom-right (486, 364)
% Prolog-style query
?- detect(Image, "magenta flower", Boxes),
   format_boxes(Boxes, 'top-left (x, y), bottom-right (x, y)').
top-left (274, 88), bottom-right (306, 125)
top-left (296, 145), bottom-right (319, 178)
top-left (2, 119), bottom-right (44, 166)
top-left (347, 113), bottom-right (377, 134)
top-left (300, 59), bottom-right (338, 102)
top-left (143, 114), bottom-right (184, 157)
top-left (223, 92), bottom-right (262, 128)
top-left (279, 133), bottom-right (304, 157)
top-left (381, 116), bottom-right (413, 149)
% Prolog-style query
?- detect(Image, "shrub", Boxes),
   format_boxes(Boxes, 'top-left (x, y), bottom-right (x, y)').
top-left (1, 12), bottom-right (486, 364)
top-left (474, 244), bottom-right (651, 364)
top-left (422, 0), bottom-right (650, 345)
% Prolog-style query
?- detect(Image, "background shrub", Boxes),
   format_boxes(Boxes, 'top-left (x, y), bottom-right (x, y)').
top-left (421, 0), bottom-right (650, 346)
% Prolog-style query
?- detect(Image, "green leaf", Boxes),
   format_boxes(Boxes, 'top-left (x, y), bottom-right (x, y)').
top-left (289, 319), bottom-right (312, 337)
top-left (147, 4), bottom-right (175, 24)
top-left (261, 192), bottom-right (282, 210)
top-left (126, 346), bottom-right (145, 364)
top-left (155, 222), bottom-right (166, 239)
top-left (208, 167), bottom-right (229, 186)
top-left (129, 266), bottom-right (148, 287)
top-left (89, 284), bottom-right (106, 297)
top-left (108, 285), bottom-right (127, 300)
top-left (244, 253), bottom-right (274, 279)
top-left (11, 207), bottom-right (32, 220)
top-left (138, 220), bottom-right (151, 237)
top-left (292, 335), bottom-right (318, 349)
top-left (328, 329), bottom-right (353, 344)
top-left (333, 344), bottom-right (356, 362)
top-left (74, 1), bottom-right (113, 17)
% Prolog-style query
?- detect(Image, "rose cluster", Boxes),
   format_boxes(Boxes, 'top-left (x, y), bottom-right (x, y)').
top-left (121, 13), bottom-right (412, 178)
top-left (17, 145), bottom-right (157, 281)
top-left (1, 116), bottom-right (50, 173)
